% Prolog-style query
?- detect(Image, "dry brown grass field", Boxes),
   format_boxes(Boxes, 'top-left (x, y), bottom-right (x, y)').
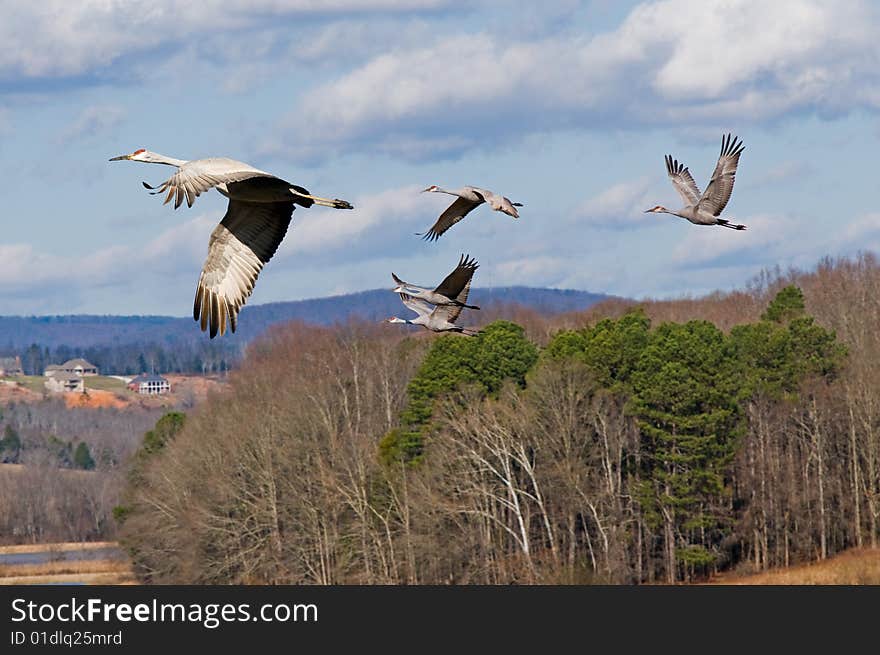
top-left (708, 548), bottom-right (880, 585)
top-left (0, 541), bottom-right (117, 554)
top-left (3, 542), bottom-right (878, 585)
top-left (0, 542), bottom-right (135, 585)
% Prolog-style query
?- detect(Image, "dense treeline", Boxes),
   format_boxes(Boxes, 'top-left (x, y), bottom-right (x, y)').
top-left (0, 288), bottom-right (610, 375)
top-left (118, 254), bottom-right (880, 583)
top-left (10, 340), bottom-right (237, 376)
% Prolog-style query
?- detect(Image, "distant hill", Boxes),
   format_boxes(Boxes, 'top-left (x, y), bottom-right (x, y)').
top-left (0, 287), bottom-right (612, 350)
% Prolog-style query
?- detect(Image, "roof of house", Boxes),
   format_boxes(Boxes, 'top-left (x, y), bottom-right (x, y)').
top-left (130, 373), bottom-right (170, 384)
top-left (61, 358), bottom-right (97, 369)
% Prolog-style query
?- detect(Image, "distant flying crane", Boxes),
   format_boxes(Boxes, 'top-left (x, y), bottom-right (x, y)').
top-left (110, 148), bottom-right (353, 338)
top-left (418, 185), bottom-right (522, 241)
top-left (645, 133), bottom-right (747, 230)
top-left (386, 256), bottom-right (480, 335)
top-left (391, 254), bottom-right (481, 310)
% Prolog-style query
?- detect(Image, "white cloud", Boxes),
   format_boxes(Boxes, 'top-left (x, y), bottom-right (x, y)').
top-left (274, 0), bottom-right (880, 161)
top-left (743, 160), bottom-right (815, 190)
top-left (279, 184), bottom-right (430, 257)
top-left (140, 214), bottom-right (216, 270)
top-left (670, 214), bottom-right (801, 268)
top-left (0, 215), bottom-right (214, 304)
top-left (58, 105), bottom-right (125, 143)
top-left (0, 1), bottom-right (455, 81)
top-left (836, 212), bottom-right (880, 253)
top-left (576, 177), bottom-right (657, 229)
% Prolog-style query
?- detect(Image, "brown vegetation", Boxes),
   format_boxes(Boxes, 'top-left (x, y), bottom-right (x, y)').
top-left (0, 560), bottom-right (135, 585)
top-left (709, 548), bottom-right (880, 585)
top-left (66, 389), bottom-right (129, 409)
top-left (111, 253), bottom-right (880, 583)
top-left (0, 464), bottom-right (120, 545)
top-left (0, 542), bottom-right (134, 585)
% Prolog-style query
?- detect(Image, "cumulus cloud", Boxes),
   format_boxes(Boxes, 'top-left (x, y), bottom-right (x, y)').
top-left (0, 1), bottom-right (456, 82)
top-left (743, 160), bottom-right (815, 190)
top-left (276, 184), bottom-right (435, 266)
top-left (576, 177), bottom-right (658, 229)
top-left (273, 0), bottom-right (880, 161)
top-left (58, 105), bottom-right (125, 143)
top-left (670, 214), bottom-right (804, 268)
top-left (835, 213), bottom-right (880, 254)
top-left (0, 214), bottom-right (214, 308)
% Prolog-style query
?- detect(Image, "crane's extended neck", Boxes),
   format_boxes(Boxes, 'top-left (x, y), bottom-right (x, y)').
top-left (136, 151), bottom-right (187, 167)
top-left (423, 185), bottom-right (456, 196)
top-left (110, 149), bottom-right (187, 167)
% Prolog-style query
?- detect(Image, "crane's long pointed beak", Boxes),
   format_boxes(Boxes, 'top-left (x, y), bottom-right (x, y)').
top-left (109, 154), bottom-right (130, 161)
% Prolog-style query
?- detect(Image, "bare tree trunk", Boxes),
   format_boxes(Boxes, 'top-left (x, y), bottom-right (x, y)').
top-left (812, 399), bottom-right (828, 561)
top-left (849, 404), bottom-right (863, 548)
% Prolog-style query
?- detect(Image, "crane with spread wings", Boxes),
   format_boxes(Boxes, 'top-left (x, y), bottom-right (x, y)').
top-left (645, 133), bottom-right (746, 230)
top-left (110, 148), bottom-right (353, 338)
top-left (386, 255), bottom-right (480, 335)
top-left (418, 185), bottom-right (522, 241)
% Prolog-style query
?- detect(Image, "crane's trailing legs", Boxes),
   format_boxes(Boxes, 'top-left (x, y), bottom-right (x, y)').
top-left (290, 190), bottom-right (353, 209)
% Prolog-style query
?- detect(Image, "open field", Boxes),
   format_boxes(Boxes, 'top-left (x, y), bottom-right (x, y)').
top-left (83, 375), bottom-right (128, 392)
top-left (0, 560), bottom-right (135, 585)
top-left (709, 548), bottom-right (880, 585)
top-left (0, 541), bottom-right (117, 554)
top-left (0, 462), bottom-right (99, 479)
top-left (0, 542), bottom-right (135, 585)
top-left (5, 375), bottom-right (46, 393)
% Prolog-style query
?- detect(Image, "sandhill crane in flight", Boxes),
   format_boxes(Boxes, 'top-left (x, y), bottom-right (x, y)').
top-left (645, 133), bottom-right (747, 230)
top-left (110, 148), bottom-right (353, 338)
top-left (391, 254), bottom-right (481, 310)
top-left (386, 256), bottom-right (480, 335)
top-left (419, 185), bottom-right (522, 241)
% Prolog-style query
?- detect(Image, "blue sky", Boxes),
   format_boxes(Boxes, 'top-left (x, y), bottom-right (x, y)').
top-left (2, 0), bottom-right (880, 316)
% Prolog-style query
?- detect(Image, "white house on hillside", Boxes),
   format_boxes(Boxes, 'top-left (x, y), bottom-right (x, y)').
top-left (128, 373), bottom-right (171, 395)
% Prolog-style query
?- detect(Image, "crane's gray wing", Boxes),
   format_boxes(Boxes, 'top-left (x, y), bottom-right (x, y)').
top-left (419, 196), bottom-right (482, 241)
top-left (398, 293), bottom-right (433, 318)
top-left (665, 155), bottom-right (701, 206)
top-left (434, 264), bottom-right (476, 324)
top-left (433, 254), bottom-right (479, 300)
top-left (697, 134), bottom-right (744, 216)
top-left (391, 272), bottom-right (409, 286)
top-left (194, 199), bottom-right (295, 338)
top-left (144, 158), bottom-right (278, 210)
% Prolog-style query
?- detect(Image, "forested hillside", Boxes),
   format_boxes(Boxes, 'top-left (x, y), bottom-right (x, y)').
top-left (117, 254), bottom-right (880, 584)
top-left (0, 287), bottom-right (610, 375)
